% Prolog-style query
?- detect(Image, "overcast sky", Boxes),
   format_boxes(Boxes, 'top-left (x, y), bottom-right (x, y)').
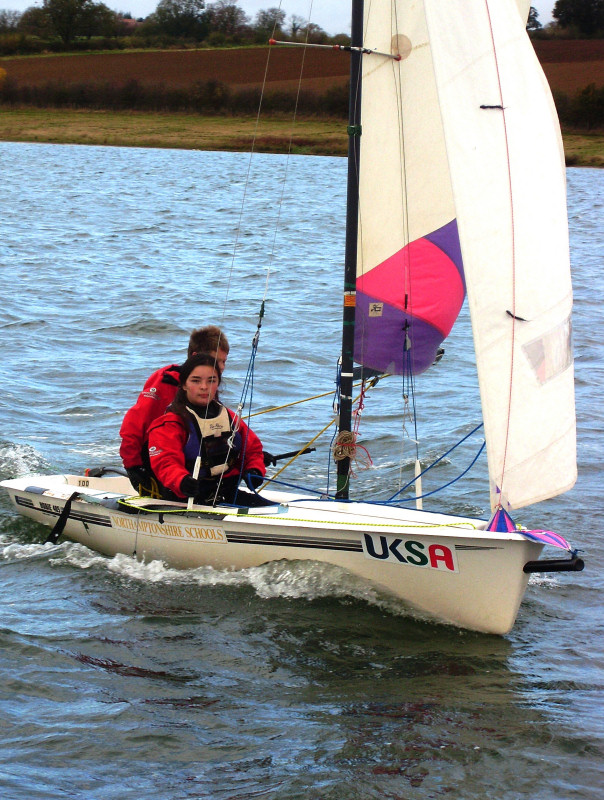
top-left (6, 0), bottom-right (556, 34)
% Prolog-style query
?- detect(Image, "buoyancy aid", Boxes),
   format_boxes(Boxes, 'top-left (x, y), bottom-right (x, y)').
top-left (184, 403), bottom-right (242, 477)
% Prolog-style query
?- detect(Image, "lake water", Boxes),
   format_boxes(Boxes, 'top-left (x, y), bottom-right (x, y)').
top-left (0, 142), bottom-right (602, 799)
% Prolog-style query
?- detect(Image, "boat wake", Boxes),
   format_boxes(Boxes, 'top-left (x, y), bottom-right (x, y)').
top-left (0, 440), bottom-right (50, 480)
top-left (0, 534), bottom-right (427, 619)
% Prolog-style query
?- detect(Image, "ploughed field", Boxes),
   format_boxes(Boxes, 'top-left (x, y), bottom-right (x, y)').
top-left (0, 47), bottom-right (350, 94)
top-left (1, 41), bottom-right (602, 163)
top-left (2, 40), bottom-right (603, 95)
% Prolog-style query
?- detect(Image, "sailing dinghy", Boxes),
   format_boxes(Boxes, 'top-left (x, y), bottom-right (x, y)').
top-left (1, 0), bottom-right (584, 634)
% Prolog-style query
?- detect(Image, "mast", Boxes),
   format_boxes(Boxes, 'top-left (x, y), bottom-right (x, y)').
top-left (336, 0), bottom-right (364, 500)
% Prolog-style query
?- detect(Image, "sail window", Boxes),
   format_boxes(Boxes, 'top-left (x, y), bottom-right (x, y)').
top-left (391, 34), bottom-right (412, 60)
top-left (523, 316), bottom-right (573, 384)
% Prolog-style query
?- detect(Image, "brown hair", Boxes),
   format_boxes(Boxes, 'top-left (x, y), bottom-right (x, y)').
top-left (187, 325), bottom-right (230, 359)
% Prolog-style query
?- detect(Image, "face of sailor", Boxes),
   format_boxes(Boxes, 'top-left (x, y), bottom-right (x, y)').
top-left (212, 349), bottom-right (228, 372)
top-left (183, 366), bottom-right (220, 407)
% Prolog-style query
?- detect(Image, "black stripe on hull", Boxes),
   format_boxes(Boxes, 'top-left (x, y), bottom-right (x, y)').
top-left (226, 532), bottom-right (363, 552)
top-left (15, 496), bottom-right (113, 528)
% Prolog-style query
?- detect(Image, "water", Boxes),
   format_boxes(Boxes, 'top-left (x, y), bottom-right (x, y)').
top-left (1, 142), bottom-right (602, 799)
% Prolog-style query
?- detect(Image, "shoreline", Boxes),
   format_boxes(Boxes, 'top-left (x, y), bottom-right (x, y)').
top-left (0, 108), bottom-right (602, 166)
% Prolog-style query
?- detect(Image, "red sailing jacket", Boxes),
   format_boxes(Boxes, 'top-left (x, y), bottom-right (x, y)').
top-left (147, 408), bottom-right (265, 499)
top-left (119, 364), bottom-right (181, 469)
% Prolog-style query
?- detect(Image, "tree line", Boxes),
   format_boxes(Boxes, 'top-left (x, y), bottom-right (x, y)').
top-left (0, 1), bottom-right (602, 56)
top-left (0, 73), bottom-right (601, 130)
top-left (0, 0), bottom-right (349, 54)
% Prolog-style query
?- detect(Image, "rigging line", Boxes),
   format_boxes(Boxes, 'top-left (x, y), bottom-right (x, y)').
top-left (259, 487), bottom-right (480, 528)
top-left (261, 375), bottom-right (378, 489)
top-left (250, 374), bottom-right (390, 416)
top-left (184, 24), bottom-right (278, 506)
top-left (483, 0), bottom-right (517, 505)
top-left (216, 43), bottom-right (274, 331)
top-left (390, 1), bottom-right (413, 329)
top-left (232, 3), bottom-right (339, 501)
top-left (269, 38), bottom-right (402, 61)
top-left (185, 50), bottom-right (276, 488)
top-left (258, 0), bottom-right (316, 305)
top-left (119, 491), bottom-right (479, 530)
top-left (353, 0), bottom-right (375, 324)
top-left (383, 441), bottom-right (486, 505)
top-left (325, 423), bottom-right (340, 495)
top-left (207, 2), bottom-right (307, 502)
top-left (386, 422), bottom-right (485, 502)
top-left (389, 4), bottom-right (420, 467)
top-left (231, 348), bottom-right (258, 504)
top-left (222, 1), bottom-right (318, 458)
top-left (260, 414), bottom-right (338, 489)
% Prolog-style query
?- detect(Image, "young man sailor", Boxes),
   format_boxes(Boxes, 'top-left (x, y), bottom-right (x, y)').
top-left (119, 325), bottom-right (229, 493)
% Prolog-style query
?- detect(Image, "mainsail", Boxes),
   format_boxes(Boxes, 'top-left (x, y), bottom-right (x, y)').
top-left (354, 0), bottom-right (466, 375)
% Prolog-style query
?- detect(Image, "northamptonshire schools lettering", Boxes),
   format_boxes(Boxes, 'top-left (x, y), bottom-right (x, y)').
top-left (110, 515), bottom-right (227, 543)
top-left (362, 533), bottom-right (458, 573)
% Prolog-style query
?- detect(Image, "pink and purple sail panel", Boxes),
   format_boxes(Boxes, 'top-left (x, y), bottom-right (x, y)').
top-left (355, 219), bottom-right (466, 375)
top-left (487, 507), bottom-right (571, 550)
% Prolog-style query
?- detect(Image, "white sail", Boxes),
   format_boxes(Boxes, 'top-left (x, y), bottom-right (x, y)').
top-left (515, 0), bottom-right (531, 24)
top-left (423, 0), bottom-right (576, 509)
top-left (355, 0), bottom-right (466, 375)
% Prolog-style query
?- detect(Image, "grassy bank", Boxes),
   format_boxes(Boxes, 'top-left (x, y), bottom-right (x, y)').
top-left (0, 108), bottom-right (602, 165)
top-left (0, 109), bottom-right (348, 156)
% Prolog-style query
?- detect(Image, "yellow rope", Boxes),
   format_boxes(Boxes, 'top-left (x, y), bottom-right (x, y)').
top-left (117, 497), bottom-right (478, 530)
top-left (258, 375), bottom-right (390, 484)
top-left (259, 416), bottom-right (338, 488)
top-left (250, 390), bottom-right (338, 416)
top-left (250, 375), bottom-right (390, 417)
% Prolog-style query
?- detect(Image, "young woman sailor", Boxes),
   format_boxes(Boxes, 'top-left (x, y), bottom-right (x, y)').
top-left (147, 353), bottom-right (268, 507)
top-left (120, 325), bottom-right (230, 493)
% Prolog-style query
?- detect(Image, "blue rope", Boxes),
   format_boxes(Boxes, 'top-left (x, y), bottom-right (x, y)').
top-left (263, 475), bottom-right (337, 498)
top-left (385, 422), bottom-right (485, 503)
top-left (235, 343), bottom-right (257, 480)
top-left (380, 440), bottom-right (486, 505)
top-left (263, 435), bottom-right (485, 507)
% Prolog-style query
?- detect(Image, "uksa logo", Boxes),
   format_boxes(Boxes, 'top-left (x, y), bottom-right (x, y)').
top-left (362, 533), bottom-right (458, 573)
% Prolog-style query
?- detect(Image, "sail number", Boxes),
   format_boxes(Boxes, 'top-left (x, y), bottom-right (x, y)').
top-left (362, 533), bottom-right (458, 573)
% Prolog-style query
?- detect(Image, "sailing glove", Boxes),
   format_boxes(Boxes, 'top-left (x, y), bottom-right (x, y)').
top-left (244, 469), bottom-right (264, 491)
top-left (263, 451), bottom-right (277, 467)
top-left (180, 475), bottom-right (200, 497)
top-left (127, 465), bottom-right (151, 493)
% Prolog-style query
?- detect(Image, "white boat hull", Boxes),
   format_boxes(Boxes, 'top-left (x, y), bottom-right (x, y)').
top-left (1, 473), bottom-right (545, 635)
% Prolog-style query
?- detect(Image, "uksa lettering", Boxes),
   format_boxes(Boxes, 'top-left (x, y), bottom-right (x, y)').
top-left (362, 533), bottom-right (458, 572)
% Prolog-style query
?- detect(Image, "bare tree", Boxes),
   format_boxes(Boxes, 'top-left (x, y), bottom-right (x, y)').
top-left (0, 8), bottom-right (21, 32)
top-left (288, 13), bottom-right (306, 40)
top-left (254, 6), bottom-right (286, 37)
top-left (207, 0), bottom-right (249, 36)
top-left (527, 6), bottom-right (542, 30)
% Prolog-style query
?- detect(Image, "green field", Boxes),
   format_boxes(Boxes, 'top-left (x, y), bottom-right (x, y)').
top-left (0, 108), bottom-right (602, 166)
top-left (0, 109), bottom-right (348, 156)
